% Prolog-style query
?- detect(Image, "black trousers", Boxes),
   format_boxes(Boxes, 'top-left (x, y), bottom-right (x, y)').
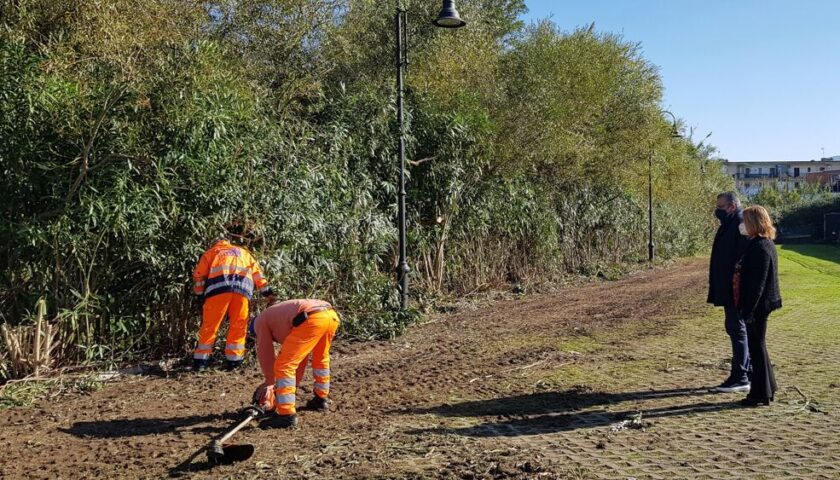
top-left (746, 314), bottom-right (777, 400)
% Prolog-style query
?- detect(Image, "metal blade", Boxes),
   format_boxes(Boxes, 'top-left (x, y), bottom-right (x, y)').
top-left (207, 443), bottom-right (255, 465)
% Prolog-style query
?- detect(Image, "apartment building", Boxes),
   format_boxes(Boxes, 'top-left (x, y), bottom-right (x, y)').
top-left (723, 157), bottom-right (840, 196)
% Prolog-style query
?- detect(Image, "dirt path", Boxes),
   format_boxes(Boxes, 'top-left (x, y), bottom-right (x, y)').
top-left (1, 257), bottom-right (838, 479)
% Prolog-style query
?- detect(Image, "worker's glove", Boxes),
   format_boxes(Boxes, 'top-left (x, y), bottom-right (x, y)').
top-left (242, 405), bottom-right (265, 418)
top-left (252, 384), bottom-right (275, 412)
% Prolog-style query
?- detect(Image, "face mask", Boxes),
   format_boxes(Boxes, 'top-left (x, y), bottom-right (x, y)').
top-left (714, 209), bottom-right (728, 221)
top-left (739, 223), bottom-right (748, 236)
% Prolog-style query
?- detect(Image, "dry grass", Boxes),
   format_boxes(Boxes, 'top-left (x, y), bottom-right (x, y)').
top-left (1, 298), bottom-right (57, 379)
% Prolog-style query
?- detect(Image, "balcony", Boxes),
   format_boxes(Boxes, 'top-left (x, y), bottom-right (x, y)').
top-left (736, 173), bottom-right (779, 179)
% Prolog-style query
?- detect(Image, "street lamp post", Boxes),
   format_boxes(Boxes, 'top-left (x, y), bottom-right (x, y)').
top-left (648, 110), bottom-right (681, 263)
top-left (648, 153), bottom-right (654, 262)
top-left (395, 1), bottom-right (466, 310)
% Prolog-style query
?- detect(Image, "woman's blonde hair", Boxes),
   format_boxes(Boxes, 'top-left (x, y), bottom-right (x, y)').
top-left (743, 205), bottom-right (776, 240)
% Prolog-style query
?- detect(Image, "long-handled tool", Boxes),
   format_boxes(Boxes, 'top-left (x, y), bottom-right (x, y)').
top-left (206, 405), bottom-right (263, 466)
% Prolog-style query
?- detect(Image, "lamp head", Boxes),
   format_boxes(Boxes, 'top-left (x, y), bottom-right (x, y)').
top-left (433, 0), bottom-right (466, 28)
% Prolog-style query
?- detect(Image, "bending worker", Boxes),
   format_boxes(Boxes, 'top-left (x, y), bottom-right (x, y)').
top-left (251, 299), bottom-right (339, 428)
top-left (192, 228), bottom-right (275, 371)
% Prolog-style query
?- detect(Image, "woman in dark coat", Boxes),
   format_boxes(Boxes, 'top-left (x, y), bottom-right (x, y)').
top-left (734, 205), bottom-right (783, 406)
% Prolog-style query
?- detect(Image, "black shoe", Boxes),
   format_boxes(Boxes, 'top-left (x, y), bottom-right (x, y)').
top-left (193, 359), bottom-right (210, 372)
top-left (304, 395), bottom-right (331, 412)
top-left (739, 397), bottom-right (771, 407)
top-left (265, 414), bottom-right (298, 429)
top-left (224, 360), bottom-right (243, 371)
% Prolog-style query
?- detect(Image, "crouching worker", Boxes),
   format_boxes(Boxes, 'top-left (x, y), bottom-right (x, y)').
top-left (251, 299), bottom-right (339, 428)
top-left (192, 226), bottom-right (275, 371)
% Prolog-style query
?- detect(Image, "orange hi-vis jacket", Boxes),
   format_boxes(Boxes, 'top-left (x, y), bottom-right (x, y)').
top-left (193, 240), bottom-right (271, 300)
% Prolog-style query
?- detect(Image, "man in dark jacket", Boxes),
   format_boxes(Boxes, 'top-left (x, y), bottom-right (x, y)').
top-left (708, 192), bottom-right (751, 393)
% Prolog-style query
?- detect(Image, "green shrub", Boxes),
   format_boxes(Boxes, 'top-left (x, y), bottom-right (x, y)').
top-left (0, 1), bottom-right (731, 371)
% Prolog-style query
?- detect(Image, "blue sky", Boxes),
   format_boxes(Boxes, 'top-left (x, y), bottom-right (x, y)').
top-left (521, 0), bottom-right (840, 162)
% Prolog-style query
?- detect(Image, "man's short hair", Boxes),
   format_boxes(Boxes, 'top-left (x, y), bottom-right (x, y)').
top-left (717, 191), bottom-right (741, 208)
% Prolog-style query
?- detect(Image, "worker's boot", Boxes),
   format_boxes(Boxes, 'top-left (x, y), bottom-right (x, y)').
top-left (224, 359), bottom-right (243, 371)
top-left (304, 395), bottom-right (331, 412)
top-left (193, 358), bottom-right (210, 372)
top-left (266, 413), bottom-right (298, 429)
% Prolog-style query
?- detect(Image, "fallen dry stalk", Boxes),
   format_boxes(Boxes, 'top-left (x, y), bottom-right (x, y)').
top-left (468, 357), bottom-right (573, 384)
top-left (777, 385), bottom-right (826, 415)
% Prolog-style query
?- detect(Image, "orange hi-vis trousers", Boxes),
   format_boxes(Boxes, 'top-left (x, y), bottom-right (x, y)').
top-left (273, 309), bottom-right (339, 415)
top-left (194, 293), bottom-right (249, 362)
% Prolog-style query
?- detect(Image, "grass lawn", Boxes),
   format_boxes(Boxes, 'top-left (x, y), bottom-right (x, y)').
top-left (774, 244), bottom-right (840, 347)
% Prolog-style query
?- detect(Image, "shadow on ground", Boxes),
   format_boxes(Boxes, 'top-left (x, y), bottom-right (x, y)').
top-left (60, 411), bottom-right (239, 438)
top-left (410, 386), bottom-right (716, 417)
top-left (409, 386), bottom-right (744, 438)
top-left (168, 448), bottom-right (217, 478)
top-left (780, 243), bottom-right (840, 264)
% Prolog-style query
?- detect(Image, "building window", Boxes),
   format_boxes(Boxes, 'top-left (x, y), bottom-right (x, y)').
top-left (795, 182), bottom-right (800, 189)
top-left (745, 182), bottom-right (751, 189)
top-left (808, 167), bottom-right (812, 173)
top-left (746, 167), bottom-right (751, 175)
top-left (770, 167), bottom-right (777, 177)
top-left (794, 167), bottom-right (800, 177)
top-left (821, 167), bottom-right (825, 171)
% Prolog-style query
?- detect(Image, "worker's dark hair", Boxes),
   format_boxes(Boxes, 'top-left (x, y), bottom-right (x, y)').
top-left (717, 191), bottom-right (741, 208)
top-left (225, 220), bottom-right (246, 238)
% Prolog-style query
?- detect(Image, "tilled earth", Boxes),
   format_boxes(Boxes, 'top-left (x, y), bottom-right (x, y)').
top-left (1, 258), bottom-right (838, 479)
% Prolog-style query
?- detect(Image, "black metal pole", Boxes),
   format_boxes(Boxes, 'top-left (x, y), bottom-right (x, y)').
top-left (395, 5), bottom-right (409, 309)
top-left (647, 110), bottom-right (680, 264)
top-left (648, 153), bottom-right (654, 263)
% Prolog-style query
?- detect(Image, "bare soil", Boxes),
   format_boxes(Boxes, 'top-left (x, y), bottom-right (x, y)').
top-left (0, 259), bottom-right (737, 479)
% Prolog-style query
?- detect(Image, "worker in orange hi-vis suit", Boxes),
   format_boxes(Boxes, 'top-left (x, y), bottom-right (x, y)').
top-left (250, 299), bottom-right (339, 429)
top-left (192, 231), bottom-right (275, 371)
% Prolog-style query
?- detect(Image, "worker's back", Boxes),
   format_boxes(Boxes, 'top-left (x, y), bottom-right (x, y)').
top-left (193, 240), bottom-right (267, 299)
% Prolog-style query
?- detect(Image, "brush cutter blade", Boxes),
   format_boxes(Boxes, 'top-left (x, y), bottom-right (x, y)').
top-left (207, 442), bottom-right (255, 466)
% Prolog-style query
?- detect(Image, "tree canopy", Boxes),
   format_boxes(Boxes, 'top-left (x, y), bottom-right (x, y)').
top-left (0, 0), bottom-right (730, 369)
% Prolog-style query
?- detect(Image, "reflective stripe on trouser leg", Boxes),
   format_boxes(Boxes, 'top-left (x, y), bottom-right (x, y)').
top-left (223, 294), bottom-right (249, 361)
top-left (273, 377), bottom-right (297, 414)
top-left (193, 343), bottom-right (213, 360)
top-left (272, 312), bottom-right (335, 416)
top-left (312, 368), bottom-right (330, 397)
top-left (225, 343), bottom-right (245, 361)
top-left (194, 294), bottom-right (233, 359)
top-left (309, 310), bottom-right (339, 399)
